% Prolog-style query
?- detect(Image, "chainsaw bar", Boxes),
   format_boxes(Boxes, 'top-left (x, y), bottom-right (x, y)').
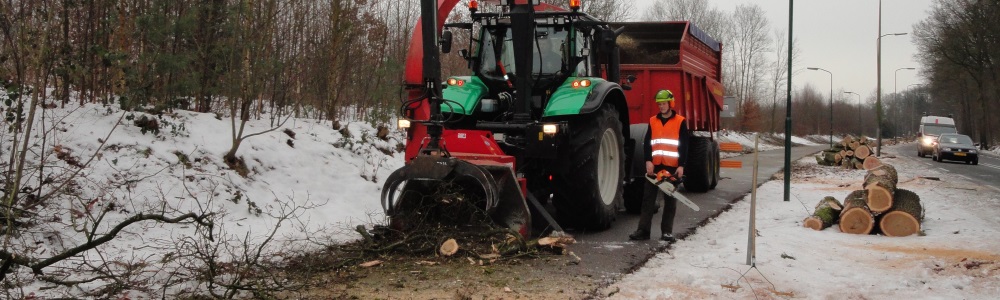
top-left (645, 176), bottom-right (700, 211)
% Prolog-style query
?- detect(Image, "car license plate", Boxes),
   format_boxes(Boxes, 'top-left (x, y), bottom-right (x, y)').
top-left (954, 152), bottom-right (966, 156)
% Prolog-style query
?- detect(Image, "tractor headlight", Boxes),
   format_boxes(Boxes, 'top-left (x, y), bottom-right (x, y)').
top-left (542, 124), bottom-right (558, 135)
top-left (397, 119), bottom-right (411, 130)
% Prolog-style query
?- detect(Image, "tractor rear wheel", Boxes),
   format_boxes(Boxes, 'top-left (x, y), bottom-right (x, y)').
top-left (684, 136), bottom-right (713, 193)
top-left (552, 103), bottom-right (624, 230)
top-left (623, 179), bottom-right (644, 214)
top-left (623, 124), bottom-right (649, 214)
top-left (709, 140), bottom-right (720, 189)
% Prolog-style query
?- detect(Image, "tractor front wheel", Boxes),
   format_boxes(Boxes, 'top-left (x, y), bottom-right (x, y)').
top-left (552, 103), bottom-right (625, 230)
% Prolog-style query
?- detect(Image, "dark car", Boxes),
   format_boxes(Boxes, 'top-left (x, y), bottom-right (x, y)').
top-left (932, 133), bottom-right (979, 165)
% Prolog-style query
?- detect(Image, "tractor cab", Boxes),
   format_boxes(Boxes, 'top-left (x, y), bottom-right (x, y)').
top-left (472, 18), bottom-right (583, 92)
top-left (439, 3), bottom-right (619, 124)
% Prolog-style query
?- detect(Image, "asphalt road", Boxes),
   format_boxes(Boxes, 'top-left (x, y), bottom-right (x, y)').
top-left (554, 143), bottom-right (828, 283)
top-left (891, 142), bottom-right (1000, 193)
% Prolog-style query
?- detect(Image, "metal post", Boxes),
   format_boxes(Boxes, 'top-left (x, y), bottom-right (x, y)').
top-left (876, 0), bottom-right (907, 156)
top-left (876, 0), bottom-right (882, 156)
top-left (783, 0), bottom-right (793, 202)
top-left (747, 134), bottom-right (759, 266)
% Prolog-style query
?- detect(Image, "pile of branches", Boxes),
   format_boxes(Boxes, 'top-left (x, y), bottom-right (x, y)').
top-left (342, 181), bottom-right (572, 266)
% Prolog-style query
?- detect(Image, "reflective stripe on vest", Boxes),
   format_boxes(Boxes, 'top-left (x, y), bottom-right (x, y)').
top-left (650, 114), bottom-right (685, 167)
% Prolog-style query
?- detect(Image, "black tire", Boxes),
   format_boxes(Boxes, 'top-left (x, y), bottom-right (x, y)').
top-left (623, 124), bottom-right (649, 214)
top-left (551, 104), bottom-right (625, 230)
top-left (623, 179), bottom-right (644, 214)
top-left (709, 140), bottom-right (720, 189)
top-left (684, 136), bottom-right (713, 193)
top-left (973, 159), bottom-right (979, 165)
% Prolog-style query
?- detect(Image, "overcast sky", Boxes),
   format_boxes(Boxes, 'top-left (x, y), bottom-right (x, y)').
top-left (631, 0), bottom-right (935, 104)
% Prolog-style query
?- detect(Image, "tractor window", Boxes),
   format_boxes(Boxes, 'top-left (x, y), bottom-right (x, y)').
top-left (478, 27), bottom-right (569, 80)
top-left (533, 29), bottom-right (567, 75)
top-left (479, 29), bottom-right (515, 80)
top-left (573, 29), bottom-right (590, 76)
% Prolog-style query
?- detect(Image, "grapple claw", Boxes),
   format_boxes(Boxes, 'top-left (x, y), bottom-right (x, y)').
top-left (381, 155), bottom-right (530, 237)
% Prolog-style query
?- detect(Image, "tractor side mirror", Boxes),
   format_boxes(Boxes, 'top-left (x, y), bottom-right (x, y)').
top-left (621, 74), bottom-right (636, 90)
top-left (440, 30), bottom-right (453, 53)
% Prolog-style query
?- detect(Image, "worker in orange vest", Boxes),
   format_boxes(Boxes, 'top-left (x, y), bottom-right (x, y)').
top-left (629, 89), bottom-right (688, 242)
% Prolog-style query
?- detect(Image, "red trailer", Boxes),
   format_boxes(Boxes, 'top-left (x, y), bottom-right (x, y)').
top-left (610, 21), bottom-right (725, 210)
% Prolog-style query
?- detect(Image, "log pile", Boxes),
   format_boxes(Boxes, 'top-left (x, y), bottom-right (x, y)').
top-left (803, 163), bottom-right (924, 237)
top-left (815, 135), bottom-right (882, 170)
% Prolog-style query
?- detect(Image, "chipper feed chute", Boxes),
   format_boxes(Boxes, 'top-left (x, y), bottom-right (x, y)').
top-left (381, 155), bottom-right (531, 237)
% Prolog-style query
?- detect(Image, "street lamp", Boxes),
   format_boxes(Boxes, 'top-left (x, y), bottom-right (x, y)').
top-left (894, 67), bottom-right (915, 138)
top-left (876, 30), bottom-right (908, 156)
top-left (844, 91), bottom-right (861, 134)
top-left (876, 0), bottom-right (908, 156)
top-left (807, 67), bottom-right (833, 148)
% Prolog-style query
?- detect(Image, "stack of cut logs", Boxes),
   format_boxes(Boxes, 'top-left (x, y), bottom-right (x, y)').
top-left (803, 163), bottom-right (925, 237)
top-left (815, 135), bottom-right (881, 170)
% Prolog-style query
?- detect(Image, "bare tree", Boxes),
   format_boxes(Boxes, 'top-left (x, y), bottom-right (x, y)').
top-left (536, 0), bottom-right (633, 22)
top-left (642, 0), bottom-right (728, 39)
top-left (767, 29), bottom-right (800, 133)
top-left (725, 4), bottom-right (770, 130)
top-left (914, 0), bottom-right (999, 148)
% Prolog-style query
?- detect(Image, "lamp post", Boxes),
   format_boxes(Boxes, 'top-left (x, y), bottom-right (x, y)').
top-left (844, 91), bottom-right (861, 134)
top-left (876, 30), bottom-right (908, 156)
top-left (894, 67), bottom-right (915, 138)
top-left (807, 67), bottom-right (833, 147)
top-left (876, 0), bottom-right (908, 156)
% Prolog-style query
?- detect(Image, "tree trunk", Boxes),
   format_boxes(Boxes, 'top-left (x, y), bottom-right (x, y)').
top-left (878, 189), bottom-right (923, 237)
top-left (839, 190), bottom-right (874, 234)
top-left (804, 196), bottom-right (843, 230)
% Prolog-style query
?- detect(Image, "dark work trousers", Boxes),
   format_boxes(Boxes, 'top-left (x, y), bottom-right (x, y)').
top-left (637, 177), bottom-right (679, 236)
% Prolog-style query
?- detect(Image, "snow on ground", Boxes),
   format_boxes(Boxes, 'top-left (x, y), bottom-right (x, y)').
top-left (716, 130), bottom-right (819, 158)
top-left (8, 98), bottom-right (999, 298)
top-left (5, 101), bottom-right (404, 297)
top-left (605, 148), bottom-right (1000, 299)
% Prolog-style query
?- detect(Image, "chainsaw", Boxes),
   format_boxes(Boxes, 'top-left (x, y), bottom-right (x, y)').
top-left (645, 170), bottom-right (700, 211)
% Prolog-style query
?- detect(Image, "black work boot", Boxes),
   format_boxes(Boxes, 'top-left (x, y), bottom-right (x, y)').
top-left (629, 229), bottom-right (650, 240)
top-left (660, 234), bottom-right (676, 242)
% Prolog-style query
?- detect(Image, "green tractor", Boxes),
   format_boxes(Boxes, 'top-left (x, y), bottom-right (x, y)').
top-left (384, 0), bottom-right (632, 234)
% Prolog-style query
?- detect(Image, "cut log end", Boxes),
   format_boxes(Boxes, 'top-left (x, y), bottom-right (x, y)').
top-left (439, 238), bottom-right (459, 256)
top-left (839, 208), bottom-right (875, 234)
top-left (879, 211), bottom-right (921, 237)
top-left (803, 217), bottom-right (824, 231)
top-left (863, 156), bottom-right (882, 170)
top-left (866, 186), bottom-right (894, 213)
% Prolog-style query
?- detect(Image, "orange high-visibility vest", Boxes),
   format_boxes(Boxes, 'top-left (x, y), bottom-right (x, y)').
top-left (650, 114), bottom-right (685, 167)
